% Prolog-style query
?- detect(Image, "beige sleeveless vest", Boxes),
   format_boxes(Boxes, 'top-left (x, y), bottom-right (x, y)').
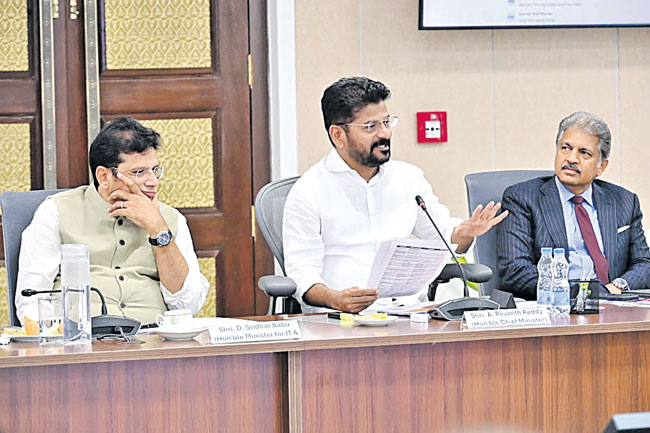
top-left (50, 185), bottom-right (179, 323)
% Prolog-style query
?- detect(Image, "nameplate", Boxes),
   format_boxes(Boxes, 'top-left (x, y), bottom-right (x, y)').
top-left (462, 308), bottom-right (551, 330)
top-left (208, 320), bottom-right (302, 344)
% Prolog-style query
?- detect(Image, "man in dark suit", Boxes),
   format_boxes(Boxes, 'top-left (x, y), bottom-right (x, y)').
top-left (497, 111), bottom-right (650, 300)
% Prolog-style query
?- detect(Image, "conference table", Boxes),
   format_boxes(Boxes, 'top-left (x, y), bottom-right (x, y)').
top-left (2, 303), bottom-right (650, 433)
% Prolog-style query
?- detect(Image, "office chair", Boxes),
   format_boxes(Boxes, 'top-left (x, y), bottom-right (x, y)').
top-left (255, 177), bottom-right (301, 315)
top-left (464, 170), bottom-right (553, 296)
top-left (255, 176), bottom-right (493, 314)
top-left (0, 189), bottom-right (68, 326)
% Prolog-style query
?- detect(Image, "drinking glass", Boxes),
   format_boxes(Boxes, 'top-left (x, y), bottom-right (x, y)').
top-left (38, 296), bottom-right (63, 344)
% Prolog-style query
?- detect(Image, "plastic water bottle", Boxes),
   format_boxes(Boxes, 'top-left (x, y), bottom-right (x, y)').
top-left (61, 244), bottom-right (92, 345)
top-left (552, 248), bottom-right (571, 316)
top-left (536, 247), bottom-right (554, 310)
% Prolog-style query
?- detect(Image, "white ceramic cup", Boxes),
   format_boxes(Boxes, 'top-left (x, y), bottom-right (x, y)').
top-left (155, 309), bottom-right (193, 328)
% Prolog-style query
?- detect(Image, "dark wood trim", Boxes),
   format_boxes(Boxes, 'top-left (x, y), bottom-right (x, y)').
top-left (100, 77), bottom-right (223, 113)
top-left (0, 81), bottom-right (39, 114)
top-left (52, 5), bottom-right (88, 188)
top-left (249, 0), bottom-right (274, 315)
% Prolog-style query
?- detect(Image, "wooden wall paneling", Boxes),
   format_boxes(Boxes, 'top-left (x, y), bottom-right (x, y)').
top-left (249, 0), bottom-right (274, 316)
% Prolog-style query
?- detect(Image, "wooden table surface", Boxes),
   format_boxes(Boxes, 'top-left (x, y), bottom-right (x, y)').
top-left (3, 303), bottom-right (649, 368)
top-left (2, 303), bottom-right (650, 432)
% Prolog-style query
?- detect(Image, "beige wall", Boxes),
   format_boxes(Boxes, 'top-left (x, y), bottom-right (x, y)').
top-left (295, 1), bottom-right (650, 227)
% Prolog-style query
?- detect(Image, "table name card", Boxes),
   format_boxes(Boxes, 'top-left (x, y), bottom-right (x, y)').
top-left (208, 320), bottom-right (302, 344)
top-left (462, 308), bottom-right (551, 330)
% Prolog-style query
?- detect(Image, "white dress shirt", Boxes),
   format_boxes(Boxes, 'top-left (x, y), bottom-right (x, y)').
top-left (283, 149), bottom-right (463, 312)
top-left (16, 199), bottom-right (209, 323)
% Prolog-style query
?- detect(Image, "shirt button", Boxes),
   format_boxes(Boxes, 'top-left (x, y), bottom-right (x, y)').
top-left (119, 275), bottom-right (124, 281)
top-left (115, 266), bottom-right (121, 270)
top-left (119, 239), bottom-right (125, 246)
top-left (120, 302), bottom-right (126, 309)
top-left (118, 219), bottom-right (124, 226)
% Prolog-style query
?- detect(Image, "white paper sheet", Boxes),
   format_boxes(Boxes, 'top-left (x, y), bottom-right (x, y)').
top-left (367, 238), bottom-right (452, 298)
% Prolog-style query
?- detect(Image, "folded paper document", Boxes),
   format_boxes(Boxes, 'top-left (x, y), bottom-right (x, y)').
top-left (367, 238), bottom-right (452, 298)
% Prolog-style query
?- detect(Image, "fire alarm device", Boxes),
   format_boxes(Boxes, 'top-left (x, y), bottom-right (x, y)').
top-left (417, 111), bottom-right (448, 143)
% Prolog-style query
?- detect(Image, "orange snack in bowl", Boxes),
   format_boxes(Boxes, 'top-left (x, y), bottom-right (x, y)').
top-left (24, 316), bottom-right (39, 336)
top-left (57, 322), bottom-right (63, 335)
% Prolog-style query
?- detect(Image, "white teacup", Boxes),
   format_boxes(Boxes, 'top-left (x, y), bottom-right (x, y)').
top-left (155, 309), bottom-right (193, 329)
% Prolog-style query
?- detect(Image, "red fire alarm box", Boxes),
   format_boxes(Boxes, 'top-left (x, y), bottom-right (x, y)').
top-left (417, 111), bottom-right (447, 143)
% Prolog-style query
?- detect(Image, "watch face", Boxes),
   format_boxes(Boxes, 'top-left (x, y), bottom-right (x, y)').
top-left (157, 230), bottom-right (172, 246)
top-left (613, 278), bottom-right (629, 291)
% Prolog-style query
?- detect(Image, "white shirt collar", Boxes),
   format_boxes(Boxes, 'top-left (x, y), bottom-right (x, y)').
top-left (325, 148), bottom-right (387, 181)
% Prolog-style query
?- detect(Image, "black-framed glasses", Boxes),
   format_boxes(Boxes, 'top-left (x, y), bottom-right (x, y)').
top-left (336, 115), bottom-right (399, 134)
top-left (110, 165), bottom-right (164, 180)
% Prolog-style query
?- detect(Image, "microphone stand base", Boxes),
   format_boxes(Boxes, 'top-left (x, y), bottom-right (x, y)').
top-left (92, 315), bottom-right (141, 338)
top-left (428, 297), bottom-right (500, 321)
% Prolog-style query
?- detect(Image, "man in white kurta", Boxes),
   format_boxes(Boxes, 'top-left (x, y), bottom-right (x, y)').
top-left (283, 77), bottom-right (507, 313)
top-left (16, 117), bottom-right (208, 324)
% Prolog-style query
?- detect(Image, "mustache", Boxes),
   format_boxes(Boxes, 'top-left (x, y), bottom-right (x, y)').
top-left (562, 163), bottom-right (581, 174)
top-left (371, 139), bottom-right (391, 151)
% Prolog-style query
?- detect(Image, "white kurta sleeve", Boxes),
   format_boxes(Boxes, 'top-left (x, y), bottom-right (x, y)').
top-left (159, 212), bottom-right (209, 316)
top-left (16, 200), bottom-right (62, 325)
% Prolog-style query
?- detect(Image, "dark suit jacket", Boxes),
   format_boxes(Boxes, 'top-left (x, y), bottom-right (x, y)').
top-left (497, 176), bottom-right (650, 299)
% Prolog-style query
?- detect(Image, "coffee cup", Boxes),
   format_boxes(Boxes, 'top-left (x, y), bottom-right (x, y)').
top-left (155, 309), bottom-right (193, 328)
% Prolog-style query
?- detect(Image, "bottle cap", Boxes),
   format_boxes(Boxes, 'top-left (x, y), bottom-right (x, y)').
top-left (62, 244), bottom-right (89, 259)
top-left (553, 248), bottom-right (565, 254)
top-left (541, 247), bottom-right (553, 254)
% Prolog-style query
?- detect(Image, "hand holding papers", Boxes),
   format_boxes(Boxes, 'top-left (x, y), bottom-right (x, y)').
top-left (367, 239), bottom-right (452, 298)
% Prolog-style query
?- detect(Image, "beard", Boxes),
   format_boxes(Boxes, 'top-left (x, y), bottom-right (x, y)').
top-left (350, 138), bottom-right (391, 168)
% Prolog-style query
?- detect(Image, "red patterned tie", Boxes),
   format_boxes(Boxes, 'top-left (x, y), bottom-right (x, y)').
top-left (570, 196), bottom-right (609, 284)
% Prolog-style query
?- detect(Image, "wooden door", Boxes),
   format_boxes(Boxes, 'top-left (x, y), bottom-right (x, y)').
top-left (0, 0), bottom-right (272, 323)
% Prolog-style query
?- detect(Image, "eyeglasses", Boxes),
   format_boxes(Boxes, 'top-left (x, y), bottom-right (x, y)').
top-left (111, 165), bottom-right (164, 180)
top-left (336, 115), bottom-right (399, 134)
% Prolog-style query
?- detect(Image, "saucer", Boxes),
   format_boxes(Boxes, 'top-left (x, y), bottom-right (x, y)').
top-left (353, 315), bottom-right (399, 327)
top-left (153, 327), bottom-right (205, 341)
top-left (10, 335), bottom-right (40, 343)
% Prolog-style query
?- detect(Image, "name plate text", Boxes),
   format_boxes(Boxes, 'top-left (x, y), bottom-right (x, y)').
top-left (208, 320), bottom-right (302, 344)
top-left (462, 308), bottom-right (551, 330)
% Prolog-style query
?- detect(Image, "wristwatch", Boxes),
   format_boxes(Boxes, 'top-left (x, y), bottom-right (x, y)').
top-left (612, 277), bottom-right (630, 292)
top-left (149, 229), bottom-right (173, 247)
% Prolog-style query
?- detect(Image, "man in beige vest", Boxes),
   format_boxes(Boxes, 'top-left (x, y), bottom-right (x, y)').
top-left (16, 117), bottom-right (209, 324)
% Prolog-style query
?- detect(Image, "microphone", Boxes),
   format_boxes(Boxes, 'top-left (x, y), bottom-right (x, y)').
top-left (22, 287), bottom-right (140, 337)
top-left (415, 195), bottom-right (499, 320)
top-left (416, 195), bottom-right (470, 298)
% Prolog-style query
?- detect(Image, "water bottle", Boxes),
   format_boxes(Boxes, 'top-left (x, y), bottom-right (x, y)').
top-left (61, 244), bottom-right (92, 345)
top-left (536, 247), bottom-right (554, 310)
top-left (552, 248), bottom-right (571, 316)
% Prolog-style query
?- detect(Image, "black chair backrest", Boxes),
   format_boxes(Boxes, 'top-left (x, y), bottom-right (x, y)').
top-left (254, 177), bottom-right (300, 275)
top-left (0, 189), bottom-right (67, 325)
top-left (465, 170), bottom-right (553, 296)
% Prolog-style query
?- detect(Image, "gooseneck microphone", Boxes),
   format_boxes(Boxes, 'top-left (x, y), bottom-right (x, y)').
top-left (415, 195), bottom-right (470, 298)
top-left (22, 287), bottom-right (140, 337)
top-left (415, 195), bottom-right (499, 320)
top-left (22, 287), bottom-right (108, 315)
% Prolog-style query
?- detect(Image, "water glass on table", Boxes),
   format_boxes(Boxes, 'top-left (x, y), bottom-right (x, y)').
top-left (38, 295), bottom-right (63, 344)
